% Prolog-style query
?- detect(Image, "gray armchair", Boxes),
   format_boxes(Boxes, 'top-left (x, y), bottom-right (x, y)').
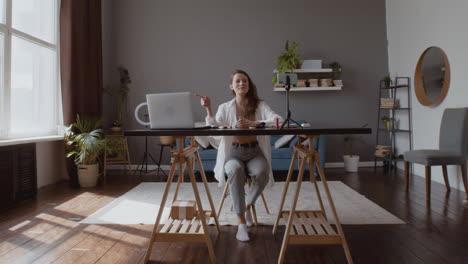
top-left (404, 108), bottom-right (468, 204)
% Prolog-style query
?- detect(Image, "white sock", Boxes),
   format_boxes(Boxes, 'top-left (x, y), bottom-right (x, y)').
top-left (236, 224), bottom-right (250, 242)
top-left (245, 209), bottom-right (254, 227)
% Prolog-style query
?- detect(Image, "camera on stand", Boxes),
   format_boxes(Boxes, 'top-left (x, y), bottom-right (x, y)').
top-left (276, 72), bottom-right (301, 128)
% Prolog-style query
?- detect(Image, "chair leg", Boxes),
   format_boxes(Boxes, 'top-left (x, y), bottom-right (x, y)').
top-left (425, 166), bottom-right (431, 204)
top-left (217, 182), bottom-right (229, 218)
top-left (260, 193), bottom-right (270, 214)
top-left (404, 161), bottom-right (410, 192)
top-left (460, 164), bottom-right (468, 205)
top-left (441, 165), bottom-right (450, 192)
top-left (251, 204), bottom-right (258, 226)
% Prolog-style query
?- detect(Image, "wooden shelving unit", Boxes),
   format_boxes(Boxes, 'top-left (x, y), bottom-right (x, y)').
top-left (374, 77), bottom-right (413, 170)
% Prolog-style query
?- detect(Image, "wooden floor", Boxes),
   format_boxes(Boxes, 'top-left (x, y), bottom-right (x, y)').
top-left (1, 167), bottom-right (467, 264)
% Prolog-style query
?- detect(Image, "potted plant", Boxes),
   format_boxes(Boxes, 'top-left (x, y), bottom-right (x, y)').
top-left (104, 67), bottom-right (132, 134)
top-left (343, 124), bottom-right (367, 172)
top-left (272, 40), bottom-right (302, 84)
top-left (329, 62), bottom-right (343, 86)
top-left (382, 74), bottom-right (393, 88)
top-left (381, 116), bottom-right (395, 130)
top-left (65, 115), bottom-right (106, 187)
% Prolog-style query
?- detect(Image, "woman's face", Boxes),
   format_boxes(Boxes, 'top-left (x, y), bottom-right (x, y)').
top-left (230, 73), bottom-right (249, 96)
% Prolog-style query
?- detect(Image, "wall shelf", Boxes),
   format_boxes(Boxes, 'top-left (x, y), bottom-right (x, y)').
top-left (273, 68), bottom-right (333, 73)
top-left (273, 68), bottom-right (342, 91)
top-left (274, 86), bottom-right (342, 92)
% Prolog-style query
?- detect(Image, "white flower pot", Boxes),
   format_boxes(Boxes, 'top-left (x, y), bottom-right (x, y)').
top-left (343, 155), bottom-right (360, 172)
top-left (77, 164), bottom-right (99, 187)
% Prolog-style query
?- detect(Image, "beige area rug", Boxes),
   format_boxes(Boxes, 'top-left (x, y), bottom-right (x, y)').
top-left (80, 182), bottom-right (405, 225)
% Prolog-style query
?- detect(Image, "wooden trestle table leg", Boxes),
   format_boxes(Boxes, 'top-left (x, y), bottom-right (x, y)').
top-left (272, 150), bottom-right (298, 234)
top-left (278, 155), bottom-right (307, 264)
top-left (142, 157), bottom-right (178, 263)
top-left (142, 136), bottom-right (219, 264)
top-left (275, 135), bottom-right (353, 264)
top-left (314, 142), bottom-right (353, 263)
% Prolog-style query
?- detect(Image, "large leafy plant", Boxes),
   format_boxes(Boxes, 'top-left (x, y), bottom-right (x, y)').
top-left (65, 115), bottom-right (106, 165)
top-left (272, 40), bottom-right (302, 83)
top-left (104, 67), bottom-right (131, 127)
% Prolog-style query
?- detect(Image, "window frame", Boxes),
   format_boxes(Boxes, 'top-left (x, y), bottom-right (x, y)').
top-left (0, 0), bottom-right (62, 140)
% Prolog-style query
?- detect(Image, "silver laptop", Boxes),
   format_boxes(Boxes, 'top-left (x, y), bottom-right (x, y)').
top-left (135, 92), bottom-right (195, 129)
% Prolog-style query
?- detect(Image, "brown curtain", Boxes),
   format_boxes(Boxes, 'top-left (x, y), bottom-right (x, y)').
top-left (60, 0), bottom-right (103, 187)
top-left (60, 0), bottom-right (103, 124)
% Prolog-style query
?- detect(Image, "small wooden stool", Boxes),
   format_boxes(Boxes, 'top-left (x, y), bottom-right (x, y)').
top-left (217, 177), bottom-right (270, 226)
top-left (103, 135), bottom-right (131, 183)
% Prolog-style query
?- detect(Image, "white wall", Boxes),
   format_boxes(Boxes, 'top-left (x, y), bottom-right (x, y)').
top-left (36, 141), bottom-right (67, 188)
top-left (386, 0), bottom-right (468, 191)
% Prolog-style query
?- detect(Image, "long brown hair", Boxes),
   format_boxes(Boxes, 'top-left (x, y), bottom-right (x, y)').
top-left (230, 69), bottom-right (261, 118)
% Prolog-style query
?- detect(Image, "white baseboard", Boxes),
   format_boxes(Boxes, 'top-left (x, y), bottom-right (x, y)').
top-left (107, 161), bottom-right (383, 170)
top-left (325, 161), bottom-right (383, 168)
top-left (106, 164), bottom-right (172, 171)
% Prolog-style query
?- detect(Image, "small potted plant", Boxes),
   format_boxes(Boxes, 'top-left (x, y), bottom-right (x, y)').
top-left (381, 116), bottom-right (395, 130)
top-left (272, 40), bottom-right (302, 84)
top-left (104, 67), bottom-right (132, 134)
top-left (329, 62), bottom-right (343, 86)
top-left (65, 115), bottom-right (106, 187)
top-left (343, 124), bottom-right (367, 172)
top-left (382, 74), bottom-right (393, 88)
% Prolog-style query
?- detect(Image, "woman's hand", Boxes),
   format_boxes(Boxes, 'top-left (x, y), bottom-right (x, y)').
top-left (236, 119), bottom-right (256, 128)
top-left (195, 93), bottom-right (213, 118)
top-left (195, 93), bottom-right (211, 108)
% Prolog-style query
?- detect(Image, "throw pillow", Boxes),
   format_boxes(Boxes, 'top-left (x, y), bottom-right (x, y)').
top-left (274, 134), bottom-right (295, 149)
top-left (195, 136), bottom-right (210, 148)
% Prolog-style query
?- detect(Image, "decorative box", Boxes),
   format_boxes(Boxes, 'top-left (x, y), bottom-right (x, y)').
top-left (301, 59), bottom-right (322, 69)
top-left (171, 200), bottom-right (197, 220)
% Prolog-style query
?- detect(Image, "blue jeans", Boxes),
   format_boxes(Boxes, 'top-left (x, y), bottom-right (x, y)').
top-left (224, 144), bottom-right (269, 214)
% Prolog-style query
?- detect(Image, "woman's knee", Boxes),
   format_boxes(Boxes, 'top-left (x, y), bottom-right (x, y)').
top-left (224, 159), bottom-right (245, 178)
top-left (247, 157), bottom-right (269, 178)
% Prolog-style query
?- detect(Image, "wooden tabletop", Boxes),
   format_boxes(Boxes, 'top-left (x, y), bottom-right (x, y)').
top-left (124, 127), bottom-right (372, 137)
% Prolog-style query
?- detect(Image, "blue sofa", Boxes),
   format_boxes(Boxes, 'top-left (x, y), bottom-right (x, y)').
top-left (189, 134), bottom-right (327, 172)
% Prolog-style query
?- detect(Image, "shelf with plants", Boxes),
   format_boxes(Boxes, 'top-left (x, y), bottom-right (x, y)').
top-left (375, 76), bottom-right (413, 170)
top-left (380, 84), bottom-right (409, 90)
top-left (273, 86), bottom-right (342, 92)
top-left (272, 40), bottom-right (343, 92)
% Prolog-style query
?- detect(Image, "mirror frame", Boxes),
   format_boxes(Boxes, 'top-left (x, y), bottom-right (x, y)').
top-left (414, 46), bottom-right (451, 106)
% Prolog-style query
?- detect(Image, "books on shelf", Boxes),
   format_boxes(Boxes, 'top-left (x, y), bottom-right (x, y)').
top-left (375, 145), bottom-right (391, 158)
top-left (380, 98), bottom-right (397, 108)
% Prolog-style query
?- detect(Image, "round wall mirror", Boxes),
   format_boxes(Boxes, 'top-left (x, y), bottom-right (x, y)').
top-left (414, 47), bottom-right (450, 106)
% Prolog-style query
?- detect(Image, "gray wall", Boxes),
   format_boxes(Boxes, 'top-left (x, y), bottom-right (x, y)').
top-left (102, 0), bottom-right (388, 165)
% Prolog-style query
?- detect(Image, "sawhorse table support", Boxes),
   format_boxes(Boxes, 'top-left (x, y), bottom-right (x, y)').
top-left (142, 136), bottom-right (220, 264)
top-left (272, 135), bottom-right (353, 264)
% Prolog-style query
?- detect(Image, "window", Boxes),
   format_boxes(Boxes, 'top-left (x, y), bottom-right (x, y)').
top-left (0, 0), bottom-right (61, 139)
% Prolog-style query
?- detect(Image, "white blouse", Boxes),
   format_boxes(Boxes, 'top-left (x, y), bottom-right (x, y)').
top-left (206, 98), bottom-right (283, 187)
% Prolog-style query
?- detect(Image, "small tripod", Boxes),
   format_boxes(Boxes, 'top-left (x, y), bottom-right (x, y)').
top-left (133, 136), bottom-right (159, 177)
top-left (281, 75), bottom-right (301, 128)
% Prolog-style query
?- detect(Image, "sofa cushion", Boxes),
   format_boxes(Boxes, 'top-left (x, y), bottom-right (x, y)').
top-left (195, 136), bottom-right (210, 148)
top-left (274, 135), bottom-right (295, 149)
top-left (272, 148), bottom-right (293, 159)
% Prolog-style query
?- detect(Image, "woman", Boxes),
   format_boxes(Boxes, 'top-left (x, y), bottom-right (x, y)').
top-left (196, 70), bottom-right (283, 242)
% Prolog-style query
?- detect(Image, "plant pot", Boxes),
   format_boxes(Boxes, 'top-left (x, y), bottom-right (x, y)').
top-left (110, 126), bottom-right (122, 134)
top-left (343, 155), bottom-right (360, 172)
top-left (385, 121), bottom-right (393, 131)
top-left (320, 78), bottom-right (333, 87)
top-left (77, 164), bottom-right (99, 187)
top-left (333, 80), bottom-right (343, 86)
